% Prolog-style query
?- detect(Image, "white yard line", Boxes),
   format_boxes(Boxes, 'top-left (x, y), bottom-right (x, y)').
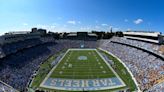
top-left (40, 48), bottom-right (127, 91)
top-left (40, 49), bottom-right (70, 87)
top-left (99, 48), bottom-right (141, 92)
top-left (95, 49), bottom-right (126, 88)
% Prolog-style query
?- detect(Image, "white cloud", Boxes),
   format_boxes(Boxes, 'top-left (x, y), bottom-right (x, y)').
top-left (23, 23), bottom-right (28, 26)
top-left (101, 24), bottom-right (108, 26)
top-left (124, 19), bottom-right (128, 22)
top-left (134, 19), bottom-right (143, 24)
top-left (67, 20), bottom-right (76, 25)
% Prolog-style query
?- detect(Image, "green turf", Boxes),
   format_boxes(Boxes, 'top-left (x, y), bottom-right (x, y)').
top-left (29, 48), bottom-right (137, 92)
top-left (50, 49), bottom-right (116, 79)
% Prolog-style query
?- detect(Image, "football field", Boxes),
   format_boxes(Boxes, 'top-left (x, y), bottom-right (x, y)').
top-left (40, 49), bottom-right (125, 91)
top-left (50, 49), bottom-right (115, 79)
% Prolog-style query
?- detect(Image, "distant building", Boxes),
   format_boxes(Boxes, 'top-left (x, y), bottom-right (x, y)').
top-left (159, 35), bottom-right (164, 44)
top-left (31, 28), bottom-right (37, 32)
top-left (0, 28), bottom-right (47, 45)
top-left (67, 32), bottom-right (97, 40)
top-left (31, 28), bottom-right (47, 35)
top-left (115, 31), bottom-right (123, 37)
top-left (123, 31), bottom-right (161, 44)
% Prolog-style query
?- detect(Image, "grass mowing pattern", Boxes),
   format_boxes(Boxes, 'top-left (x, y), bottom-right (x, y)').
top-left (50, 49), bottom-right (116, 79)
top-left (30, 49), bottom-right (137, 92)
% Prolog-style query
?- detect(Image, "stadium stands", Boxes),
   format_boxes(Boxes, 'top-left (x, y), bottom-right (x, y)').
top-left (0, 34), bottom-right (163, 91)
top-left (110, 37), bottom-right (164, 58)
top-left (0, 39), bottom-right (98, 91)
top-left (99, 38), bottom-right (164, 91)
top-left (0, 37), bottom-right (55, 58)
top-left (147, 81), bottom-right (164, 92)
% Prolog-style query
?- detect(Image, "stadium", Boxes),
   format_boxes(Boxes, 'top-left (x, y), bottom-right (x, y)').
top-left (1, 0), bottom-right (164, 92)
top-left (0, 28), bottom-right (164, 92)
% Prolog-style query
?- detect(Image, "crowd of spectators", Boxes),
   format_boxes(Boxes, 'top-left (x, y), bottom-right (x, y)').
top-left (0, 37), bottom-right (55, 58)
top-left (110, 37), bottom-right (164, 57)
top-left (0, 36), bottom-right (163, 92)
top-left (0, 39), bottom-right (97, 91)
top-left (0, 42), bottom-right (57, 91)
top-left (99, 40), bottom-right (164, 91)
top-left (147, 81), bottom-right (164, 92)
top-left (55, 40), bottom-right (98, 49)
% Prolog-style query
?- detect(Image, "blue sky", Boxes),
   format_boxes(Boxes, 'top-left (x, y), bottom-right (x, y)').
top-left (0, 0), bottom-right (164, 35)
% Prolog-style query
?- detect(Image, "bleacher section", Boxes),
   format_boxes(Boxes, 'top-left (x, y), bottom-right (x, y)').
top-left (0, 37), bottom-right (55, 59)
top-left (0, 30), bottom-right (163, 91)
top-left (99, 38), bottom-right (164, 91)
top-left (110, 37), bottom-right (164, 58)
top-left (0, 39), bottom-right (98, 91)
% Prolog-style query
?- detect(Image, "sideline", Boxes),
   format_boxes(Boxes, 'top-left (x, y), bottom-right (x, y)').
top-left (99, 48), bottom-right (141, 92)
